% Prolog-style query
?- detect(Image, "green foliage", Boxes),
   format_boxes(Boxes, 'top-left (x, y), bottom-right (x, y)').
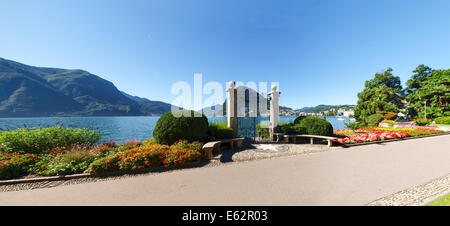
top-left (153, 110), bottom-right (209, 145)
top-left (142, 138), bottom-right (157, 146)
top-left (365, 114), bottom-right (385, 127)
top-left (344, 121), bottom-right (363, 130)
top-left (354, 68), bottom-right (404, 122)
top-left (256, 122), bottom-right (270, 139)
top-left (0, 153), bottom-right (37, 180)
top-left (293, 116), bottom-right (307, 124)
top-left (414, 118), bottom-right (432, 126)
top-left (278, 122), bottom-right (306, 135)
top-left (294, 116), bottom-right (333, 136)
top-left (434, 116), bottom-right (450, 125)
top-left (0, 126), bottom-right (102, 154)
top-left (208, 122), bottom-right (234, 140)
top-left (406, 69), bottom-right (450, 119)
top-left (405, 64), bottom-right (434, 93)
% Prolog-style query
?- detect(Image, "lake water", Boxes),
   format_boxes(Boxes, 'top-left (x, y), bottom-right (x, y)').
top-left (0, 116), bottom-right (353, 143)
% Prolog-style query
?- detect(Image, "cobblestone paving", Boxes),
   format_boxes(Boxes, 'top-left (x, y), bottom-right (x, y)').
top-left (367, 173), bottom-right (450, 206)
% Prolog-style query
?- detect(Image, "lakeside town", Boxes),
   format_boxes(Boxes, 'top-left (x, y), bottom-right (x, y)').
top-left (280, 106), bottom-right (355, 117)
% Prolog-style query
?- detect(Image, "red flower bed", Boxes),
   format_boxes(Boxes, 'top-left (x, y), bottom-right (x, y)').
top-left (162, 140), bottom-right (203, 167)
top-left (0, 153), bottom-right (37, 179)
top-left (87, 140), bottom-right (203, 174)
top-left (333, 127), bottom-right (444, 144)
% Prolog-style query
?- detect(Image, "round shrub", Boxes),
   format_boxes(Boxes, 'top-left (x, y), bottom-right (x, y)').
top-left (294, 116), bottom-right (333, 136)
top-left (365, 114), bottom-right (385, 127)
top-left (434, 116), bottom-right (450, 125)
top-left (293, 116), bottom-right (307, 125)
top-left (278, 123), bottom-right (306, 135)
top-left (153, 110), bottom-right (209, 145)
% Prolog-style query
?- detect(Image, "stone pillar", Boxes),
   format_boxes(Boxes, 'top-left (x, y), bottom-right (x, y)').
top-left (227, 81), bottom-right (238, 137)
top-left (268, 85), bottom-right (280, 141)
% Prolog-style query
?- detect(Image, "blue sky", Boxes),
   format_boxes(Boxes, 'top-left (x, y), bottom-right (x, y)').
top-left (1, 0), bottom-right (450, 109)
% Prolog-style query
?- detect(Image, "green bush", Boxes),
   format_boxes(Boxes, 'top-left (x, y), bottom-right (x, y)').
top-left (294, 116), bottom-right (333, 136)
top-left (0, 126), bottom-right (102, 154)
top-left (153, 110), bottom-right (209, 145)
top-left (434, 116), bottom-right (450, 125)
top-left (208, 122), bottom-right (234, 140)
top-left (414, 118), bottom-right (432, 126)
top-left (30, 146), bottom-right (98, 176)
top-left (344, 121), bottom-right (363, 130)
top-left (256, 122), bottom-right (270, 139)
top-left (278, 122), bottom-right (306, 135)
top-left (293, 116), bottom-right (307, 125)
top-left (365, 114), bottom-right (385, 127)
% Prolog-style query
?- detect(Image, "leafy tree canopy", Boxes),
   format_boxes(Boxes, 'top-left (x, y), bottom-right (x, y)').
top-left (405, 64), bottom-right (434, 94)
top-left (406, 69), bottom-right (450, 118)
top-left (364, 68), bottom-right (403, 91)
top-left (355, 68), bottom-right (404, 123)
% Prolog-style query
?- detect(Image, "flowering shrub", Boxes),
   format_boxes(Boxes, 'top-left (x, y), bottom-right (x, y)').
top-left (0, 153), bottom-right (37, 179)
top-left (334, 127), bottom-right (445, 144)
top-left (87, 140), bottom-right (203, 175)
top-left (163, 140), bottom-right (203, 167)
top-left (86, 144), bottom-right (168, 174)
top-left (117, 145), bottom-right (167, 171)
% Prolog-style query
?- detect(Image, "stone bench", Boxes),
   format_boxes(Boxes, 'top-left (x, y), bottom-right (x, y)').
top-left (283, 134), bottom-right (335, 147)
top-left (202, 138), bottom-right (245, 160)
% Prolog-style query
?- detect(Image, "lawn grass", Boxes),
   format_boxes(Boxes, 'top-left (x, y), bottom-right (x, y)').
top-left (424, 193), bottom-right (450, 206)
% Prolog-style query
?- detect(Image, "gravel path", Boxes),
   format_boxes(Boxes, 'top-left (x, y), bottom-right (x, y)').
top-left (367, 173), bottom-right (450, 206)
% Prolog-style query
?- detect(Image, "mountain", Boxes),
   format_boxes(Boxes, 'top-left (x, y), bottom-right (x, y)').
top-left (0, 57), bottom-right (173, 117)
top-left (120, 91), bottom-right (175, 116)
top-left (297, 104), bottom-right (355, 113)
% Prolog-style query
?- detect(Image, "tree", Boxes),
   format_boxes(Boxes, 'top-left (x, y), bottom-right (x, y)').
top-left (365, 68), bottom-right (403, 90)
top-left (405, 64), bottom-right (434, 95)
top-left (406, 69), bottom-right (450, 119)
top-left (354, 68), bottom-right (403, 123)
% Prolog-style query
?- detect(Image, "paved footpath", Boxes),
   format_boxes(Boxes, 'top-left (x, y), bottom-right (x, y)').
top-left (1, 135), bottom-right (449, 206)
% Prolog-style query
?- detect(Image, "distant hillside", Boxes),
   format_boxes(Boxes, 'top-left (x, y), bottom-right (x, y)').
top-left (201, 86), bottom-right (270, 117)
top-left (0, 57), bottom-right (173, 117)
top-left (297, 104), bottom-right (355, 113)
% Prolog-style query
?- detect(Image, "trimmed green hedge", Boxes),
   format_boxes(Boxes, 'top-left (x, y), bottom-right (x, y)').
top-left (153, 110), bottom-right (209, 145)
top-left (278, 122), bottom-right (306, 135)
top-left (434, 116), bottom-right (450, 125)
top-left (294, 116), bottom-right (333, 136)
top-left (208, 122), bottom-right (234, 140)
top-left (414, 118), bottom-right (432, 126)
